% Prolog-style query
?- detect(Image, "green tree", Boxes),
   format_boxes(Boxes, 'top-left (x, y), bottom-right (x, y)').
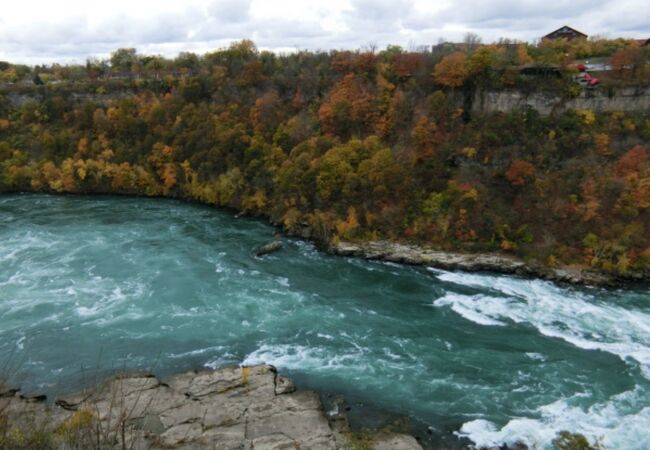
top-left (110, 48), bottom-right (138, 72)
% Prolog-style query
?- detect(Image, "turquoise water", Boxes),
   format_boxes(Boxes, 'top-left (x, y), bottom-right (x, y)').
top-left (1, 194), bottom-right (649, 449)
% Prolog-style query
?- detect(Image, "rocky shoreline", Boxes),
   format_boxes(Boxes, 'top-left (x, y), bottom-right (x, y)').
top-left (0, 364), bottom-right (423, 450)
top-left (327, 239), bottom-right (648, 287)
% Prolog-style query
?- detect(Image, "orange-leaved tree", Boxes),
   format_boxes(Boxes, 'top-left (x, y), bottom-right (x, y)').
top-left (433, 52), bottom-right (468, 88)
top-left (505, 160), bottom-right (535, 186)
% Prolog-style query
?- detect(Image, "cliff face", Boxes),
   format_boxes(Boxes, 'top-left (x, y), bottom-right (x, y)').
top-left (473, 86), bottom-right (650, 115)
top-left (2, 89), bottom-right (134, 108)
top-left (4, 84), bottom-right (649, 115)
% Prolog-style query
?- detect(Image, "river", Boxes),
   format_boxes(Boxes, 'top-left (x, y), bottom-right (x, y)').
top-left (1, 194), bottom-right (649, 449)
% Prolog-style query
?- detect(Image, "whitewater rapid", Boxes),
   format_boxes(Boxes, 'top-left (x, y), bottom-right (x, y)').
top-left (431, 269), bottom-right (650, 449)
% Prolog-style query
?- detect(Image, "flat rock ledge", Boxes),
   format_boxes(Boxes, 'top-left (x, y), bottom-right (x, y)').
top-left (329, 240), bottom-right (646, 287)
top-left (0, 364), bottom-right (422, 450)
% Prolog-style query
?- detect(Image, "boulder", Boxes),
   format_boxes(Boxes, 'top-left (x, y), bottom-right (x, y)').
top-left (256, 240), bottom-right (283, 257)
top-left (374, 433), bottom-right (423, 450)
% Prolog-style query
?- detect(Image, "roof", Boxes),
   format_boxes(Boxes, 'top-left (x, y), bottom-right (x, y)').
top-left (640, 38), bottom-right (650, 47)
top-left (519, 64), bottom-right (563, 78)
top-left (543, 26), bottom-right (588, 40)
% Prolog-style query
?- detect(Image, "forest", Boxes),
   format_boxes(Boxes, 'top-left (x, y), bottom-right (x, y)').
top-left (0, 37), bottom-right (649, 276)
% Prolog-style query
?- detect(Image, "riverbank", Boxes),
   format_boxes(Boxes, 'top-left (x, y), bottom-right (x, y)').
top-left (327, 239), bottom-right (649, 287)
top-left (0, 364), bottom-right (423, 450)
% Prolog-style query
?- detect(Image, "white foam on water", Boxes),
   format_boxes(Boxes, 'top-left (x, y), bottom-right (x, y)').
top-left (0, 247), bottom-right (20, 263)
top-left (243, 343), bottom-right (366, 372)
top-left (206, 255), bottom-right (227, 274)
top-left (383, 347), bottom-right (401, 360)
top-left (525, 352), bottom-right (546, 361)
top-left (65, 286), bottom-right (77, 296)
top-left (459, 387), bottom-right (650, 450)
top-left (0, 272), bottom-right (28, 288)
top-left (432, 270), bottom-right (650, 377)
top-left (381, 261), bottom-right (401, 268)
top-left (75, 305), bottom-right (102, 317)
top-left (72, 279), bottom-right (148, 320)
top-left (204, 351), bottom-right (237, 369)
top-left (169, 345), bottom-right (226, 359)
top-left (434, 294), bottom-right (507, 326)
top-left (293, 240), bottom-right (320, 260)
top-left (111, 287), bottom-right (127, 301)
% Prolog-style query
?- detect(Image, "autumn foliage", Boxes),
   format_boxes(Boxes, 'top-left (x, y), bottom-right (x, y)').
top-left (433, 52), bottom-right (468, 88)
top-left (505, 160), bottom-right (536, 186)
top-left (616, 145), bottom-right (646, 176)
top-left (318, 74), bottom-right (376, 137)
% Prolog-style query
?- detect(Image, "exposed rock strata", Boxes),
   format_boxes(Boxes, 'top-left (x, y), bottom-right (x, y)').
top-left (0, 365), bottom-right (422, 450)
top-left (472, 86), bottom-right (650, 116)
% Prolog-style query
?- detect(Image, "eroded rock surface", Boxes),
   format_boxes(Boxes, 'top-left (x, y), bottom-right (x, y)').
top-left (329, 239), bottom-right (627, 286)
top-left (0, 365), bottom-right (422, 450)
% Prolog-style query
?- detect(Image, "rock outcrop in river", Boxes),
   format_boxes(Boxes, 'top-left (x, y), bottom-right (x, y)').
top-left (255, 240), bottom-right (283, 257)
top-left (0, 364), bottom-right (422, 450)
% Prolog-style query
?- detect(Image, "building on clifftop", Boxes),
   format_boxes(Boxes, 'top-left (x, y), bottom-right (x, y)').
top-left (543, 26), bottom-right (588, 41)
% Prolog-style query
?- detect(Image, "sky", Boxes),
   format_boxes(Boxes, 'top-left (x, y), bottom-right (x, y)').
top-left (0, 0), bottom-right (648, 65)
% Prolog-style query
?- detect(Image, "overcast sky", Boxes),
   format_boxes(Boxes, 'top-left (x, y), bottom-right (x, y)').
top-left (1, 0), bottom-right (648, 65)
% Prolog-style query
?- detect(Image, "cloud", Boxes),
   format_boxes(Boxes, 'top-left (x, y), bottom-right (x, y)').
top-left (0, 0), bottom-right (646, 64)
top-left (426, 0), bottom-right (648, 41)
top-left (207, 0), bottom-right (252, 24)
top-left (347, 0), bottom-right (415, 24)
top-left (434, 0), bottom-right (604, 25)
